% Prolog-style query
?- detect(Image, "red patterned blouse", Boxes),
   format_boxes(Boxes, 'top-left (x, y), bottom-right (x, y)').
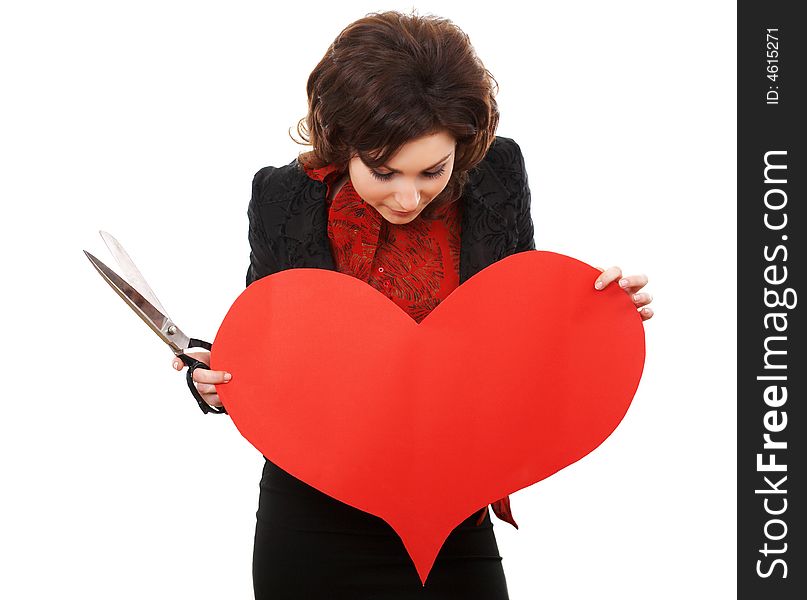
top-left (303, 161), bottom-right (518, 530)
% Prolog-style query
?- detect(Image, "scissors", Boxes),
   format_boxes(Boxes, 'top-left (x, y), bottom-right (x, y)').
top-left (83, 230), bottom-right (227, 415)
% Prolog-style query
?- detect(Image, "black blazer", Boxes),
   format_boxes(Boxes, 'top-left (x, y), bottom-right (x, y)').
top-left (245, 135), bottom-right (536, 287)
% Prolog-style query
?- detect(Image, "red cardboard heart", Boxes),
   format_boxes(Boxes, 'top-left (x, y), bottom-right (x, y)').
top-left (211, 250), bottom-right (645, 585)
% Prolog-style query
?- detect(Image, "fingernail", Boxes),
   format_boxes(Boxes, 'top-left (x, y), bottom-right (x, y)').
top-left (619, 279), bottom-right (628, 287)
top-left (595, 280), bottom-right (603, 290)
top-left (633, 294), bottom-right (641, 302)
top-left (173, 361), bottom-right (180, 370)
top-left (223, 372), bottom-right (232, 381)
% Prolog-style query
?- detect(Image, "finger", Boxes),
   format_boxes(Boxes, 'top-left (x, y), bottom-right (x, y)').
top-left (631, 292), bottom-right (653, 308)
top-left (594, 265), bottom-right (622, 290)
top-left (617, 273), bottom-right (649, 293)
top-left (205, 395), bottom-right (223, 408)
top-left (639, 307), bottom-right (654, 321)
top-left (172, 351), bottom-right (209, 371)
top-left (194, 383), bottom-right (218, 395)
top-left (194, 385), bottom-right (222, 408)
top-left (192, 369), bottom-right (232, 385)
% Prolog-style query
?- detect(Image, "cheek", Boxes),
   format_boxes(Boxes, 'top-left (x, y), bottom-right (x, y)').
top-left (423, 176), bottom-right (450, 201)
top-left (430, 177), bottom-right (449, 193)
top-left (352, 177), bottom-right (389, 209)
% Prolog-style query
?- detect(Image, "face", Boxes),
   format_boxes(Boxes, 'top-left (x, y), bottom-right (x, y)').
top-left (347, 130), bottom-right (456, 224)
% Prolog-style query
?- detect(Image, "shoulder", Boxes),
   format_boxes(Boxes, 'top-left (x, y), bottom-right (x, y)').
top-left (467, 136), bottom-right (529, 205)
top-left (250, 157), bottom-right (320, 206)
top-left (481, 135), bottom-right (527, 175)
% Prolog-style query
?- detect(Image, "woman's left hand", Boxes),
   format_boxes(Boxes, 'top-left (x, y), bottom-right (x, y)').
top-left (594, 266), bottom-right (654, 321)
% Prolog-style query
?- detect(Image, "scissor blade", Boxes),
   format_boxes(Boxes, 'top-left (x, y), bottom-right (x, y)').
top-left (83, 249), bottom-right (190, 353)
top-left (99, 230), bottom-right (169, 316)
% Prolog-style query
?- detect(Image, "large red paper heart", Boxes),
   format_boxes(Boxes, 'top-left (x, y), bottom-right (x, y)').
top-left (211, 250), bottom-right (645, 585)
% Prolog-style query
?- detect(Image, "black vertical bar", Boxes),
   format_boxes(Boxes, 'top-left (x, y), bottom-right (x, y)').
top-left (738, 2), bottom-right (804, 598)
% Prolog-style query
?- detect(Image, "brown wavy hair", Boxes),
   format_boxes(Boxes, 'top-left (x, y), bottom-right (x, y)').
top-left (291, 9), bottom-right (500, 220)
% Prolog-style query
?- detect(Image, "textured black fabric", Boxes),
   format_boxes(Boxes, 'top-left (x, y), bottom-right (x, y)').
top-left (244, 135), bottom-right (536, 598)
top-left (253, 459), bottom-right (509, 599)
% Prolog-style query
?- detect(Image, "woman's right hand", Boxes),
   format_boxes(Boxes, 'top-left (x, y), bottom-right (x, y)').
top-left (171, 352), bottom-right (232, 410)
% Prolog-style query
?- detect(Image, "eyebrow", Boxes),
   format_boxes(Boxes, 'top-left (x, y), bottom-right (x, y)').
top-left (380, 152), bottom-right (453, 174)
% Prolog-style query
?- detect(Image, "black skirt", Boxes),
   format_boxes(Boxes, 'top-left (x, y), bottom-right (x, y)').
top-left (252, 457), bottom-right (510, 599)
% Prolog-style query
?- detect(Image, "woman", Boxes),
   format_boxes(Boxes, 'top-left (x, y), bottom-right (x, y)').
top-left (173, 9), bottom-right (653, 599)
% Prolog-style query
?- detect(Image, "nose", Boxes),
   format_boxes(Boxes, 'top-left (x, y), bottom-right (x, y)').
top-left (394, 186), bottom-right (421, 212)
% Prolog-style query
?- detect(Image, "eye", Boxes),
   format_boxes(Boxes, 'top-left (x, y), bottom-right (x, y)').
top-left (370, 165), bottom-right (447, 182)
top-left (425, 166), bottom-right (446, 179)
top-left (370, 170), bottom-right (394, 182)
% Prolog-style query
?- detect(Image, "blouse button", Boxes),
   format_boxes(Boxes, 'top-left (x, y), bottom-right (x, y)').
top-left (378, 267), bottom-right (384, 272)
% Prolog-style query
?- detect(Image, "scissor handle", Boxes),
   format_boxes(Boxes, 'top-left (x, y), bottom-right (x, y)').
top-left (178, 338), bottom-right (228, 415)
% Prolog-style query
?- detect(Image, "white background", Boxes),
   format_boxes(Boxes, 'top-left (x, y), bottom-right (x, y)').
top-left (1, 1), bottom-right (736, 598)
